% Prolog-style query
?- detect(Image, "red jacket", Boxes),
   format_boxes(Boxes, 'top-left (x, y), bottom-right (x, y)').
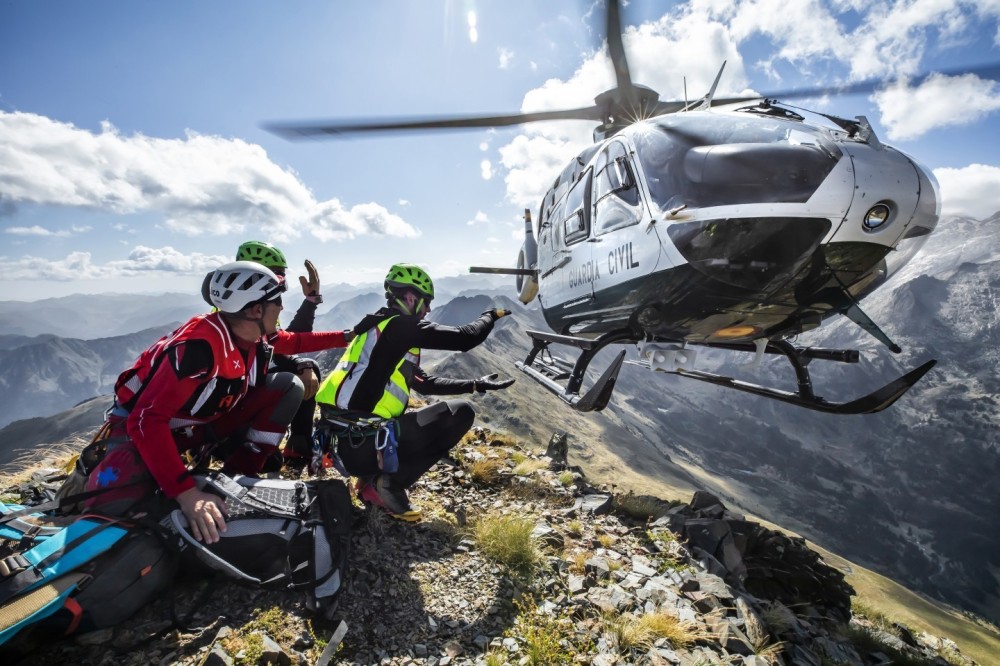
top-left (114, 312), bottom-right (347, 497)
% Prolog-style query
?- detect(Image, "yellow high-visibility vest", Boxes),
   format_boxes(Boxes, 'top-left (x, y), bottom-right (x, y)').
top-left (315, 315), bottom-right (420, 418)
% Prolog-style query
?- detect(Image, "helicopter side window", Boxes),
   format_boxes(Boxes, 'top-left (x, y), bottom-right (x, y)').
top-left (562, 168), bottom-right (592, 245)
top-left (538, 189), bottom-right (555, 245)
top-left (594, 141), bottom-right (641, 234)
top-left (548, 199), bottom-right (566, 249)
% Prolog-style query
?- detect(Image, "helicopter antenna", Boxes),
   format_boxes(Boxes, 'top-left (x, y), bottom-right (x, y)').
top-left (683, 61), bottom-right (727, 112)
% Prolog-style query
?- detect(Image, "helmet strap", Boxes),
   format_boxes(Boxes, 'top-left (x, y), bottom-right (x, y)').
top-left (393, 295), bottom-right (414, 316)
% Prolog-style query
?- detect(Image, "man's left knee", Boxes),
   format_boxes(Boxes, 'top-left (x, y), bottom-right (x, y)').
top-left (265, 372), bottom-right (305, 424)
top-left (450, 399), bottom-right (476, 433)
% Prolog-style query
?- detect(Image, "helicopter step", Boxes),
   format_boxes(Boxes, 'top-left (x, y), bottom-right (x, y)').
top-left (629, 339), bottom-right (936, 415)
top-left (516, 329), bottom-right (633, 412)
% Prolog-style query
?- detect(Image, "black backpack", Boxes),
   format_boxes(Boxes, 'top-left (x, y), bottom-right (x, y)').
top-left (161, 473), bottom-right (352, 618)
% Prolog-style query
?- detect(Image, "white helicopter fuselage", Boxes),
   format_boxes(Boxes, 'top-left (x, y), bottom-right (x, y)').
top-left (527, 109), bottom-right (940, 344)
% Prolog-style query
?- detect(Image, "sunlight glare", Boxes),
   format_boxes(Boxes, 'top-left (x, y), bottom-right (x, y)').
top-left (468, 11), bottom-right (478, 43)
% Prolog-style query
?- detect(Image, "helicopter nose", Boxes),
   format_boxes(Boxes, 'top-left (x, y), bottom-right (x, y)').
top-left (666, 216), bottom-right (832, 292)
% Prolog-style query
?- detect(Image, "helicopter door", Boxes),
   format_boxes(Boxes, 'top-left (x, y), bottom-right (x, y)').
top-left (591, 142), bottom-right (647, 310)
top-left (553, 168), bottom-right (596, 307)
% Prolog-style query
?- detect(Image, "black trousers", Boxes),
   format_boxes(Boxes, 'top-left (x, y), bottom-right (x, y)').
top-left (335, 399), bottom-right (475, 488)
top-left (287, 396), bottom-right (317, 455)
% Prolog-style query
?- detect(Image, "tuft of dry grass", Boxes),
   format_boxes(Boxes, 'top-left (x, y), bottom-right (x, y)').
top-left (469, 457), bottom-right (505, 485)
top-left (637, 611), bottom-right (699, 647)
top-left (1, 439), bottom-right (83, 487)
top-left (512, 458), bottom-right (548, 477)
top-left (613, 491), bottom-right (673, 521)
top-left (471, 512), bottom-right (539, 572)
top-left (601, 609), bottom-right (700, 656)
top-left (568, 550), bottom-right (589, 575)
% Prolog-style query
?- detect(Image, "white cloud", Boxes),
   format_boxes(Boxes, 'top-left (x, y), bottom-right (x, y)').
top-left (0, 112), bottom-right (420, 243)
top-left (499, 133), bottom-right (588, 209)
top-left (3, 245), bottom-right (229, 281)
top-left (467, 211), bottom-right (489, 226)
top-left (480, 159), bottom-right (493, 180)
top-left (398, 198), bottom-right (410, 206)
top-left (309, 200), bottom-right (419, 242)
top-left (877, 73), bottom-right (1000, 140)
top-left (6, 225), bottom-right (71, 237)
top-left (934, 164), bottom-right (1000, 219)
top-left (498, 47), bottom-right (514, 69)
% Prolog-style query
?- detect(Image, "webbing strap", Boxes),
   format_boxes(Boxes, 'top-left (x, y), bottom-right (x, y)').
top-left (0, 573), bottom-right (87, 638)
top-left (0, 519), bottom-right (127, 604)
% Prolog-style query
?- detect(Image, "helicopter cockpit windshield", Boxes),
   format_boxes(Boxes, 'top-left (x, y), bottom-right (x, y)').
top-left (633, 113), bottom-right (843, 212)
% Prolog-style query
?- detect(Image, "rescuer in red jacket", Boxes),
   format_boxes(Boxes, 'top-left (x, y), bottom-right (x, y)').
top-left (86, 261), bottom-right (353, 543)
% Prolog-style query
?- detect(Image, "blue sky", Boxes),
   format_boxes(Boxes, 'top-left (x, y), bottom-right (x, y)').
top-left (2, 0), bottom-right (999, 301)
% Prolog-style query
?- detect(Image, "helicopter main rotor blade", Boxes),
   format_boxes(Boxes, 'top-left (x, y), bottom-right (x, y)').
top-left (605, 0), bottom-right (635, 100)
top-left (705, 61), bottom-right (1000, 107)
top-left (263, 105), bottom-right (606, 139)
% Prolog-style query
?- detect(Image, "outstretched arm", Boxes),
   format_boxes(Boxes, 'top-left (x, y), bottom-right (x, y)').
top-left (411, 308), bottom-right (509, 352)
top-left (412, 367), bottom-right (514, 396)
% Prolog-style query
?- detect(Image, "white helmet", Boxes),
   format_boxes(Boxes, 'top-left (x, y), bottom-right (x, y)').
top-left (208, 261), bottom-right (286, 314)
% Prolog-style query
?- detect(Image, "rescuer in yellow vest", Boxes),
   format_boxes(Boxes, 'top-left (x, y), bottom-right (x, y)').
top-left (315, 263), bottom-right (514, 520)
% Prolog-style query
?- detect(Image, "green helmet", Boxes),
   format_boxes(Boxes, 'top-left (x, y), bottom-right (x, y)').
top-left (384, 263), bottom-right (434, 300)
top-left (236, 240), bottom-right (287, 270)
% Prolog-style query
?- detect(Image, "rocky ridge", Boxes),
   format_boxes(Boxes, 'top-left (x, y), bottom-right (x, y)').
top-left (2, 427), bottom-right (975, 666)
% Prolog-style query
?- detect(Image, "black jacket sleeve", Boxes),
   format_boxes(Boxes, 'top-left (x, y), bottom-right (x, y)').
top-left (271, 352), bottom-right (321, 377)
top-left (411, 367), bottom-right (475, 396)
top-left (410, 312), bottom-right (495, 351)
top-left (286, 298), bottom-right (318, 333)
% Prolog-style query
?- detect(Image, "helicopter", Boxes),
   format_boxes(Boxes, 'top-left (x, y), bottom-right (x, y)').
top-left (264, 1), bottom-right (1000, 415)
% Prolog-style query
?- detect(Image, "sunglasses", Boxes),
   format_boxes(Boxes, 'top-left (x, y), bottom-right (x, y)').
top-left (260, 278), bottom-right (287, 307)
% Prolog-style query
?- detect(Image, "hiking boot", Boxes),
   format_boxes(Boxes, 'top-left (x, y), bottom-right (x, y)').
top-left (358, 475), bottom-right (421, 522)
top-left (283, 434), bottom-right (312, 459)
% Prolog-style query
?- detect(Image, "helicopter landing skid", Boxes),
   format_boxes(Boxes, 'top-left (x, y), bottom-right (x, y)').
top-left (518, 330), bottom-right (936, 414)
top-left (516, 329), bottom-right (633, 412)
top-left (657, 340), bottom-right (937, 414)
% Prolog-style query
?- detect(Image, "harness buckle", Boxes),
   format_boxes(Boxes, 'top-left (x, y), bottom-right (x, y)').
top-left (0, 553), bottom-right (30, 577)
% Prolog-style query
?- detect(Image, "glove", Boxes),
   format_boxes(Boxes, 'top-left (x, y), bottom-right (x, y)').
top-left (482, 308), bottom-right (511, 321)
top-left (472, 373), bottom-right (515, 393)
top-left (299, 259), bottom-right (322, 302)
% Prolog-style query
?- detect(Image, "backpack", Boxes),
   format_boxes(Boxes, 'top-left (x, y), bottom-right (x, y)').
top-left (161, 472), bottom-right (353, 618)
top-left (0, 503), bottom-right (176, 655)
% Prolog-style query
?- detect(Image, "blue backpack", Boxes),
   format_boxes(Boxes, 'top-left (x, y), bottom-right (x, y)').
top-left (0, 501), bottom-right (176, 653)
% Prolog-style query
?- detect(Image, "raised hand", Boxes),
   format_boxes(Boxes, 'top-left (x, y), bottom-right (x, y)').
top-left (299, 259), bottom-right (321, 298)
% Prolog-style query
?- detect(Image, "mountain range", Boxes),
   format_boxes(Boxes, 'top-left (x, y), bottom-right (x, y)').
top-left (0, 213), bottom-right (997, 630)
